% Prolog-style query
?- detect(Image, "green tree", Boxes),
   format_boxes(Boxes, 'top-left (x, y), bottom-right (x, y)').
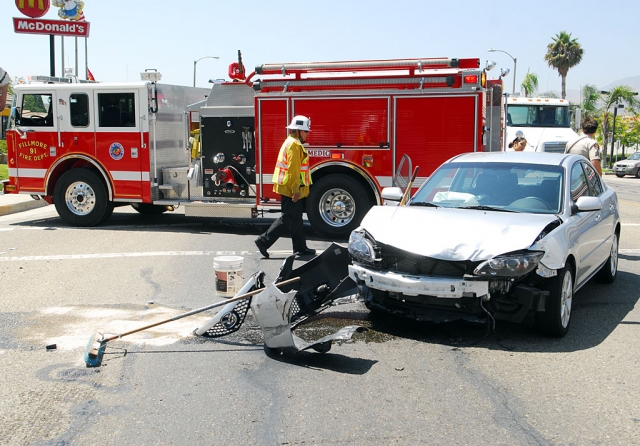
top-left (600, 86), bottom-right (639, 166)
top-left (544, 31), bottom-right (584, 99)
top-left (521, 71), bottom-right (539, 97)
top-left (581, 84), bottom-right (600, 120)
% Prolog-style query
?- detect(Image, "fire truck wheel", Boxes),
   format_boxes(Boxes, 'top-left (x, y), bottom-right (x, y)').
top-left (131, 203), bottom-right (169, 215)
top-left (53, 169), bottom-right (114, 227)
top-left (307, 174), bottom-right (371, 238)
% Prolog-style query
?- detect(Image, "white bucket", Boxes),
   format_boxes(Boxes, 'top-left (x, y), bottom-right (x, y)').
top-left (214, 256), bottom-right (244, 297)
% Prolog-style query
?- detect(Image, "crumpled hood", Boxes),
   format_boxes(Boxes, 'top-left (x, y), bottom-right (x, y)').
top-left (359, 206), bottom-right (559, 261)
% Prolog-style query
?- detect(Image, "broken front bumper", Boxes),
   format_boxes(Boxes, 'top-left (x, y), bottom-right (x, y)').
top-left (348, 264), bottom-right (489, 298)
top-left (349, 263), bottom-right (548, 323)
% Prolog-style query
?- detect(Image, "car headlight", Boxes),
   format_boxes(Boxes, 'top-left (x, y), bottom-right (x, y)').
top-left (474, 251), bottom-right (544, 277)
top-left (348, 231), bottom-right (376, 264)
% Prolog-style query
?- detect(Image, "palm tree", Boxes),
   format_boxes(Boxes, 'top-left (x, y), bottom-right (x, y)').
top-left (521, 71), bottom-right (539, 97)
top-left (600, 86), bottom-right (639, 166)
top-left (581, 85), bottom-right (600, 120)
top-left (544, 31), bottom-right (584, 99)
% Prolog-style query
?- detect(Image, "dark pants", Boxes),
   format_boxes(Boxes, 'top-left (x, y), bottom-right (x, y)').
top-left (257, 195), bottom-right (308, 252)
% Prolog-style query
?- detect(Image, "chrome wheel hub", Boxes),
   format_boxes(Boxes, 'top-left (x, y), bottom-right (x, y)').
top-left (319, 188), bottom-right (355, 228)
top-left (65, 181), bottom-right (96, 216)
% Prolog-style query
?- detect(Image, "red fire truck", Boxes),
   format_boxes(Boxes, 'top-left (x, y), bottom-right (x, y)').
top-left (3, 56), bottom-right (500, 237)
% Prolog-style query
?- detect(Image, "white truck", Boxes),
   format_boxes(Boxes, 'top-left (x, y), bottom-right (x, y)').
top-left (504, 96), bottom-right (579, 152)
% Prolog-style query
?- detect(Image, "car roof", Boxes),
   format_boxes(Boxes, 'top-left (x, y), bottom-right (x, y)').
top-left (449, 151), bottom-right (579, 167)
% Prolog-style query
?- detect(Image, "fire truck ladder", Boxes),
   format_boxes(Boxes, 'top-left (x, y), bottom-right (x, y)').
top-left (253, 57), bottom-right (482, 93)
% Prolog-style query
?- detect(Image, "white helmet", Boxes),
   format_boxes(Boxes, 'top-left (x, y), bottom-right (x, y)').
top-left (286, 115), bottom-right (311, 131)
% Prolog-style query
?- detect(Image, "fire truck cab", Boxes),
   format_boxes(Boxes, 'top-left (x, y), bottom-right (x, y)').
top-left (4, 56), bottom-right (498, 238)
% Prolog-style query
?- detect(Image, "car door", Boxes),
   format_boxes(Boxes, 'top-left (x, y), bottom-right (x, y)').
top-left (568, 160), bottom-right (602, 286)
top-left (584, 162), bottom-right (616, 265)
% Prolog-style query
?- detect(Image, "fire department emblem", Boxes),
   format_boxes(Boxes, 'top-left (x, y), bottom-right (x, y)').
top-left (15, 0), bottom-right (51, 18)
top-left (109, 142), bottom-right (125, 160)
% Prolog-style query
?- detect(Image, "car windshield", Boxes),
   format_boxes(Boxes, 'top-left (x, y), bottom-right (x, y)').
top-left (411, 162), bottom-right (564, 214)
top-left (625, 152), bottom-right (640, 160)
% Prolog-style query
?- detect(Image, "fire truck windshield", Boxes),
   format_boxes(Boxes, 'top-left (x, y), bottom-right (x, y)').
top-left (507, 104), bottom-right (570, 128)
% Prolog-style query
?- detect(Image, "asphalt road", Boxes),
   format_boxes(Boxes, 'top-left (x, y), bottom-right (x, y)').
top-left (1, 175), bottom-right (639, 445)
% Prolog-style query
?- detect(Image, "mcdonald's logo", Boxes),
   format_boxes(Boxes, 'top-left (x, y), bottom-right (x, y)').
top-left (15, 0), bottom-right (50, 18)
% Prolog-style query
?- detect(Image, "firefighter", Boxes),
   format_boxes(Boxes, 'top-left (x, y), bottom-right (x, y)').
top-left (565, 118), bottom-right (603, 176)
top-left (255, 115), bottom-right (316, 259)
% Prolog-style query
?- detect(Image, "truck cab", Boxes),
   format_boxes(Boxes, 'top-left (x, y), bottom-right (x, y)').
top-left (504, 97), bottom-right (578, 152)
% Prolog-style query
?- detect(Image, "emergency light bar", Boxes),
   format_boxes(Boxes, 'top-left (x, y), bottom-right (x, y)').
top-left (141, 70), bottom-right (162, 82)
top-left (28, 75), bottom-right (95, 84)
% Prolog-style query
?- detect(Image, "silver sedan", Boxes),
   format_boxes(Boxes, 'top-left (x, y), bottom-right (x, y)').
top-left (348, 152), bottom-right (620, 337)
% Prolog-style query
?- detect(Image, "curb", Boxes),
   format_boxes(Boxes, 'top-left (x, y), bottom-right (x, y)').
top-left (0, 199), bottom-right (48, 217)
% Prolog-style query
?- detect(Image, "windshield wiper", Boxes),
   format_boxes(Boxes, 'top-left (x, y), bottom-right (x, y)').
top-left (458, 205), bottom-right (516, 212)
top-left (409, 202), bottom-right (440, 208)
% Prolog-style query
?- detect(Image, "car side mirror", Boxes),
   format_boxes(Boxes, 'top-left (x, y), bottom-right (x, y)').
top-left (381, 187), bottom-right (403, 202)
top-left (572, 196), bottom-right (602, 214)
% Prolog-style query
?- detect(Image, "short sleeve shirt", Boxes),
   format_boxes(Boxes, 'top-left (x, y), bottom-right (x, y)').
top-left (565, 136), bottom-right (601, 161)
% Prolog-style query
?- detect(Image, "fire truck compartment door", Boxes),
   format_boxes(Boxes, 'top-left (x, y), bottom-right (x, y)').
top-left (13, 90), bottom-right (58, 193)
top-left (94, 90), bottom-right (145, 199)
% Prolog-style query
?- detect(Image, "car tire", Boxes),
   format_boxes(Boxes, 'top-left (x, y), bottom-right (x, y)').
top-left (535, 263), bottom-right (574, 337)
top-left (54, 169), bottom-right (114, 227)
top-left (595, 232), bottom-right (619, 283)
top-left (636, 169), bottom-right (640, 179)
top-left (615, 173), bottom-right (626, 178)
top-left (307, 174), bottom-right (372, 238)
top-left (131, 203), bottom-right (169, 215)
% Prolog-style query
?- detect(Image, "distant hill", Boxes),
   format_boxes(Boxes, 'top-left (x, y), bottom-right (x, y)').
top-left (560, 76), bottom-right (640, 105)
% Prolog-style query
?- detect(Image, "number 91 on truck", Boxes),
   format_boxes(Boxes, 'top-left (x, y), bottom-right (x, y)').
top-left (2, 55), bottom-right (501, 238)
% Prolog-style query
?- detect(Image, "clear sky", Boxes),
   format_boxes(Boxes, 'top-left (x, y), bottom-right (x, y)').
top-left (3, 0), bottom-right (638, 99)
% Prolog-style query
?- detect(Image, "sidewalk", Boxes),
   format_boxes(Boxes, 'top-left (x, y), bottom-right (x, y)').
top-left (0, 192), bottom-right (48, 216)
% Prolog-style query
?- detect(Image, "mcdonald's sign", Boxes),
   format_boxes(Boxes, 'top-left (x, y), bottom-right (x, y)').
top-left (15, 0), bottom-right (50, 18)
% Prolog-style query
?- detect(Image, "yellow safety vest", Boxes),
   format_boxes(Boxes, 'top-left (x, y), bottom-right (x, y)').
top-left (273, 135), bottom-right (312, 187)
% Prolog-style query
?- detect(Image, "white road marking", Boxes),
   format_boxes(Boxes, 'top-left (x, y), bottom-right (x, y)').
top-left (0, 250), bottom-right (295, 262)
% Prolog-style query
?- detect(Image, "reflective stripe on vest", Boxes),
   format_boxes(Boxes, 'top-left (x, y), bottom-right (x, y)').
top-left (272, 136), bottom-right (312, 186)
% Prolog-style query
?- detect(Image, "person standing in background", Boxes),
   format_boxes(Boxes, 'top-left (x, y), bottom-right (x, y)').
top-left (0, 67), bottom-right (9, 112)
top-left (508, 136), bottom-right (528, 151)
top-left (565, 118), bottom-right (603, 176)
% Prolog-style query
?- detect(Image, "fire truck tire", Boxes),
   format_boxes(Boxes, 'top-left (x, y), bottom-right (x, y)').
top-left (307, 174), bottom-right (371, 238)
top-left (53, 169), bottom-right (114, 227)
top-left (131, 203), bottom-right (169, 215)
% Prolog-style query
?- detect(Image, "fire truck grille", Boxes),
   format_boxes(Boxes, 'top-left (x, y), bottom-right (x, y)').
top-left (544, 142), bottom-right (567, 153)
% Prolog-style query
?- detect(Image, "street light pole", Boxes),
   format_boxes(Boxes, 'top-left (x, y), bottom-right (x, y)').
top-left (193, 56), bottom-right (220, 87)
top-left (611, 104), bottom-right (624, 167)
top-left (488, 48), bottom-right (517, 94)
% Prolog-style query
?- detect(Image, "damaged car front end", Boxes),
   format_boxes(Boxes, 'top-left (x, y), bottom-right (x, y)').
top-left (349, 229), bottom-right (551, 325)
top-left (348, 152), bottom-right (620, 337)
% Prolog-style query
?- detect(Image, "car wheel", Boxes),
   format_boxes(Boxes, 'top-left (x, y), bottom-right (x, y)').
top-left (615, 173), bottom-right (626, 178)
top-left (131, 203), bottom-right (169, 215)
top-left (307, 174), bottom-right (371, 238)
top-left (53, 169), bottom-right (114, 227)
top-left (636, 169), bottom-right (640, 179)
top-left (535, 264), bottom-right (574, 337)
top-left (595, 232), bottom-right (619, 283)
